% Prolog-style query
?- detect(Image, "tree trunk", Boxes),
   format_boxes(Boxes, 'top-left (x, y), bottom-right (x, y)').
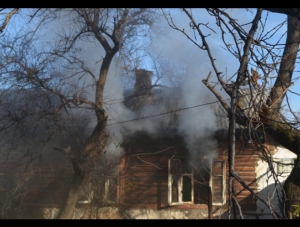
top-left (263, 8), bottom-right (300, 22)
top-left (57, 112), bottom-right (108, 219)
top-left (57, 160), bottom-right (85, 219)
top-left (57, 117), bottom-right (108, 219)
top-left (263, 16), bottom-right (300, 219)
top-left (268, 16), bottom-right (300, 114)
top-left (284, 158), bottom-right (300, 219)
top-left (57, 50), bottom-right (114, 218)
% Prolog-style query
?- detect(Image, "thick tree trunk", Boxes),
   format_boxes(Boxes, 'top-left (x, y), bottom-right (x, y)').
top-left (284, 159), bottom-right (300, 219)
top-left (199, 8), bottom-right (300, 219)
top-left (57, 50), bottom-right (114, 219)
top-left (263, 8), bottom-right (300, 21)
top-left (264, 16), bottom-right (300, 219)
top-left (57, 160), bottom-right (85, 219)
top-left (55, 16), bottom-right (118, 215)
top-left (262, 117), bottom-right (300, 218)
top-left (268, 16), bottom-right (300, 114)
top-left (57, 112), bottom-right (108, 219)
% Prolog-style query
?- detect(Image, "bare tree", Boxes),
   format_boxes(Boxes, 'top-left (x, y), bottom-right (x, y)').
top-left (164, 8), bottom-right (300, 219)
top-left (0, 8), bottom-right (18, 34)
top-left (0, 8), bottom-right (158, 219)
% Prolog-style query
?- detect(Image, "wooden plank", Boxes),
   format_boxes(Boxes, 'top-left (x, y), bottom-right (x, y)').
top-left (125, 164), bottom-right (168, 173)
top-left (123, 182), bottom-right (168, 189)
top-left (123, 182), bottom-right (167, 190)
top-left (124, 174), bottom-right (167, 181)
top-left (124, 171), bottom-right (168, 177)
top-left (124, 197), bottom-right (168, 204)
top-left (126, 156), bottom-right (170, 162)
top-left (233, 176), bottom-right (257, 181)
top-left (231, 166), bottom-right (256, 171)
top-left (236, 172), bottom-right (256, 177)
top-left (123, 181), bottom-right (167, 190)
top-left (124, 190), bottom-right (168, 198)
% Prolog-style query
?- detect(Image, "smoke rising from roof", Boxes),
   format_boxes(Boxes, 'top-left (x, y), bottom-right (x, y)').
top-left (9, 9), bottom-right (239, 161)
top-left (100, 11), bottom-right (233, 161)
top-left (2, 8), bottom-right (246, 167)
top-left (103, 60), bottom-right (220, 163)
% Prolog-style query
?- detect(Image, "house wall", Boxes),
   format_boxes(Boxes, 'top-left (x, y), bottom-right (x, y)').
top-left (254, 145), bottom-right (297, 219)
top-left (119, 144), bottom-right (211, 209)
top-left (217, 154), bottom-right (260, 211)
top-left (215, 142), bottom-right (296, 219)
top-left (118, 130), bottom-right (277, 219)
top-left (118, 133), bottom-right (212, 219)
top-left (2, 125), bottom-right (290, 219)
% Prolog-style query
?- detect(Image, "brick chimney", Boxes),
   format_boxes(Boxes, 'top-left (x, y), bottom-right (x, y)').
top-left (134, 68), bottom-right (153, 95)
top-left (131, 68), bottom-right (154, 111)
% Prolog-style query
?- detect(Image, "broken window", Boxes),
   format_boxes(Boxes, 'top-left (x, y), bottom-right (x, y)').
top-left (168, 157), bottom-right (226, 206)
top-left (210, 159), bottom-right (226, 206)
top-left (276, 158), bottom-right (295, 175)
top-left (168, 157), bottom-right (194, 205)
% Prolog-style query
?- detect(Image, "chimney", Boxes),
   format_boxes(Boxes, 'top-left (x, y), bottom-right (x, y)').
top-left (134, 68), bottom-right (153, 95)
top-left (130, 68), bottom-right (154, 112)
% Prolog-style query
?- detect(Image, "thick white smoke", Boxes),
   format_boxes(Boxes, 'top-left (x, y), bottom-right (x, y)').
top-left (102, 59), bottom-right (221, 163)
top-left (25, 8), bottom-right (247, 160)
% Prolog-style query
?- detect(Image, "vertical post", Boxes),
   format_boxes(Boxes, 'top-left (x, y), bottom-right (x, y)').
top-left (118, 154), bottom-right (126, 208)
top-left (232, 184), bottom-right (237, 219)
top-left (208, 186), bottom-right (212, 219)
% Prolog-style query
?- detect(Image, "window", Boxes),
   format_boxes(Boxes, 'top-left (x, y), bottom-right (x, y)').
top-left (77, 175), bottom-right (118, 205)
top-left (77, 184), bottom-right (94, 204)
top-left (210, 159), bottom-right (226, 206)
top-left (168, 157), bottom-right (194, 205)
top-left (102, 176), bottom-right (118, 204)
top-left (168, 157), bottom-right (226, 206)
top-left (276, 158), bottom-right (294, 175)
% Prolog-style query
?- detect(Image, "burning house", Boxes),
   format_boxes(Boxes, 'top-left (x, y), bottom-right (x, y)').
top-left (0, 69), bottom-right (297, 219)
top-left (111, 69), bottom-right (297, 219)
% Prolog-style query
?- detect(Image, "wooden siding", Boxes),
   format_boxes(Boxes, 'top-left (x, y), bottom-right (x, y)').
top-left (119, 140), bottom-right (212, 209)
top-left (119, 147), bottom-right (173, 209)
top-left (218, 154), bottom-right (260, 210)
top-left (0, 128), bottom-right (278, 217)
top-left (119, 129), bottom-right (277, 211)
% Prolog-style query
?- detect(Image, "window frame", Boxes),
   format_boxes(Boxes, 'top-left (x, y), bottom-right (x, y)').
top-left (210, 159), bottom-right (226, 206)
top-left (103, 176), bottom-right (118, 204)
top-left (276, 158), bottom-right (295, 175)
top-left (168, 157), bottom-right (194, 206)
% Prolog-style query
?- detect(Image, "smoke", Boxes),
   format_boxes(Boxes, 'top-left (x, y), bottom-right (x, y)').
top-left (102, 60), bottom-right (220, 164)
top-left (13, 9), bottom-right (232, 162)
top-left (100, 10), bottom-right (228, 162)
top-left (177, 76), bottom-right (219, 164)
top-left (13, 9), bottom-right (239, 161)
top-left (101, 12), bottom-right (231, 162)
top-left (102, 9), bottom-right (264, 164)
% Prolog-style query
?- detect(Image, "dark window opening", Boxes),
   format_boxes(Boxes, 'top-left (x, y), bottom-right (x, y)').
top-left (182, 175), bottom-right (192, 202)
top-left (168, 157), bottom-right (194, 205)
